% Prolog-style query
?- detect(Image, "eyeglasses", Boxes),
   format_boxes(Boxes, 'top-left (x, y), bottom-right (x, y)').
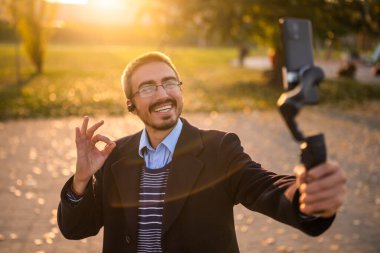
top-left (131, 80), bottom-right (183, 98)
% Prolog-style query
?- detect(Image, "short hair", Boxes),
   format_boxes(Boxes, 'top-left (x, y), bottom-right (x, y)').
top-left (121, 51), bottom-right (180, 99)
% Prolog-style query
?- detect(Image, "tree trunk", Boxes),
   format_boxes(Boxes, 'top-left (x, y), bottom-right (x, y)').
top-left (15, 35), bottom-right (21, 86)
top-left (36, 56), bottom-right (43, 74)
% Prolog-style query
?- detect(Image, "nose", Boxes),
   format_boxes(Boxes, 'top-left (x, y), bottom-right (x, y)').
top-left (155, 85), bottom-right (169, 98)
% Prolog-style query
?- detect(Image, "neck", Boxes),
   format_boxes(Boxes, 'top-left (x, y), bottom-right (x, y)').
top-left (146, 126), bottom-right (175, 149)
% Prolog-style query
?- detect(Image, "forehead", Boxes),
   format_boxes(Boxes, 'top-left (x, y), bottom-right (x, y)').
top-left (131, 61), bottom-right (177, 88)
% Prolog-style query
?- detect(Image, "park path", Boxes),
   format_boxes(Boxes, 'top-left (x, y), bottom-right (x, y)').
top-left (0, 107), bottom-right (379, 253)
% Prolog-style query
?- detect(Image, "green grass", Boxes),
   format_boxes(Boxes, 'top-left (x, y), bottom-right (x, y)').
top-left (0, 43), bottom-right (379, 120)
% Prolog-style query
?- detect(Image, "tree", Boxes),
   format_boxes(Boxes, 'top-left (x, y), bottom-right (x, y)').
top-left (329, 0), bottom-right (380, 51)
top-left (144, 0), bottom-right (379, 86)
top-left (1, 0), bottom-right (58, 74)
top-left (1, 0), bottom-right (22, 85)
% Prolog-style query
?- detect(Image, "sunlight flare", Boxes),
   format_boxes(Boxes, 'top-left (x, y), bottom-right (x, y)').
top-left (46, 0), bottom-right (88, 4)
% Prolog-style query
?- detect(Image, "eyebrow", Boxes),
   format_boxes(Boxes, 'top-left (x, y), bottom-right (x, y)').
top-left (138, 76), bottom-right (177, 88)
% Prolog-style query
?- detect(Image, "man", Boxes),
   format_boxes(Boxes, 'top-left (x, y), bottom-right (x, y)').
top-left (58, 52), bottom-right (346, 253)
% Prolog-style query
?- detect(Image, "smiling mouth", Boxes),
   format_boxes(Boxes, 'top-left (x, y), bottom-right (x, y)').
top-left (154, 104), bottom-right (173, 113)
top-left (150, 99), bottom-right (176, 113)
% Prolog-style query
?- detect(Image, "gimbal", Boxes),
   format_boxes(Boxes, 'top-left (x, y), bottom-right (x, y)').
top-left (277, 18), bottom-right (327, 170)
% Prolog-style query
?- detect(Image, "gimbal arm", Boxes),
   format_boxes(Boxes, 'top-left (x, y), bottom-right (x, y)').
top-left (277, 66), bottom-right (326, 170)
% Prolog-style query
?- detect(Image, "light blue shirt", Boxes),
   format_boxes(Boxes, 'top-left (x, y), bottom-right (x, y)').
top-left (138, 119), bottom-right (183, 169)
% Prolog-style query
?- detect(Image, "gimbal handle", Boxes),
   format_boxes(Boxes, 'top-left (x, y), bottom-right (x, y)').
top-left (300, 133), bottom-right (327, 170)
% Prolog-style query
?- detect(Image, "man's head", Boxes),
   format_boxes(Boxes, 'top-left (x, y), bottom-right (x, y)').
top-left (121, 51), bottom-right (180, 100)
top-left (121, 52), bottom-right (183, 131)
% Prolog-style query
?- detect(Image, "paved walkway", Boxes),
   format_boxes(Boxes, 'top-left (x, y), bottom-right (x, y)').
top-left (0, 108), bottom-right (379, 252)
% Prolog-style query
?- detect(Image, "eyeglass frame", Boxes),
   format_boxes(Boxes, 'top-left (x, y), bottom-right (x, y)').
top-left (130, 80), bottom-right (183, 99)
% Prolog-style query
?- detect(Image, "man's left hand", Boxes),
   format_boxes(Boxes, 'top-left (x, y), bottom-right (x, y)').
top-left (295, 161), bottom-right (347, 218)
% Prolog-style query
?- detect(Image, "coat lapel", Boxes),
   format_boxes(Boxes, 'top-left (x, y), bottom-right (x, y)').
top-left (162, 119), bottom-right (204, 235)
top-left (110, 132), bottom-right (144, 240)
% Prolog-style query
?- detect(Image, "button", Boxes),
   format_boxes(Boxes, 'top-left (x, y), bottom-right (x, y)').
top-left (125, 235), bottom-right (131, 244)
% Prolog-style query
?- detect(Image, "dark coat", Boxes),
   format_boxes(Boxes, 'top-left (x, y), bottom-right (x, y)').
top-left (58, 118), bottom-right (334, 253)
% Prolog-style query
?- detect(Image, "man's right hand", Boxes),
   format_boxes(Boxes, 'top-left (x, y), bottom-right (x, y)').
top-left (73, 116), bottom-right (116, 195)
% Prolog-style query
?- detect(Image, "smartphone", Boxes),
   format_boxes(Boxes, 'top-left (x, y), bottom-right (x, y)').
top-left (280, 18), bottom-right (314, 71)
top-left (280, 18), bottom-right (322, 104)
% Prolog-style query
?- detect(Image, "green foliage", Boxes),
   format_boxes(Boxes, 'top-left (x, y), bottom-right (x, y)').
top-left (0, 44), bottom-right (379, 120)
top-left (153, 0), bottom-right (380, 48)
top-left (1, 0), bottom-right (58, 73)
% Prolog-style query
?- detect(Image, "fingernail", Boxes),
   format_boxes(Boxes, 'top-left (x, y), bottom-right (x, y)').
top-left (300, 183), bottom-right (307, 193)
top-left (294, 165), bottom-right (304, 175)
top-left (300, 193), bottom-right (306, 202)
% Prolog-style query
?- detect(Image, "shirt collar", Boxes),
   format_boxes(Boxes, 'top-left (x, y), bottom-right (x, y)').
top-left (138, 119), bottom-right (183, 158)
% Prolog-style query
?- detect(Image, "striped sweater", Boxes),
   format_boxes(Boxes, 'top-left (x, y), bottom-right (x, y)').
top-left (137, 164), bottom-right (170, 253)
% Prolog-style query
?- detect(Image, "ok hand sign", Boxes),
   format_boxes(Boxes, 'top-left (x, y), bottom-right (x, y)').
top-left (73, 116), bottom-right (116, 195)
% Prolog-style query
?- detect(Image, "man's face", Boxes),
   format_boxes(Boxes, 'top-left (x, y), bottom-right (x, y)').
top-left (129, 61), bottom-right (183, 131)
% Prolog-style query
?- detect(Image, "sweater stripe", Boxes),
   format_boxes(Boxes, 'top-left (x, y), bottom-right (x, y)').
top-left (137, 165), bottom-right (169, 253)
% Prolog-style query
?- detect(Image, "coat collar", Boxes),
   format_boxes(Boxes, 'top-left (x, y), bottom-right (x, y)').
top-left (110, 130), bottom-right (143, 242)
top-left (162, 118), bottom-right (204, 235)
top-left (110, 118), bottom-right (205, 237)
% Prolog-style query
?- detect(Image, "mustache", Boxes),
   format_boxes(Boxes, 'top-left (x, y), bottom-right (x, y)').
top-left (149, 98), bottom-right (176, 112)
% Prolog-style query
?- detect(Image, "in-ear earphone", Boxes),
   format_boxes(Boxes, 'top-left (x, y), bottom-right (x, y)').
top-left (127, 103), bottom-right (135, 112)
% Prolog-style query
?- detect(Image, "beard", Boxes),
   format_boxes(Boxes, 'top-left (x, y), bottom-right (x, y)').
top-left (135, 98), bottom-right (183, 131)
top-left (145, 115), bottom-right (178, 130)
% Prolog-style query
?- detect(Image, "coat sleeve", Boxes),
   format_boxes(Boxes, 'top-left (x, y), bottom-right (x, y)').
top-left (57, 165), bottom-right (105, 240)
top-left (222, 132), bottom-right (334, 236)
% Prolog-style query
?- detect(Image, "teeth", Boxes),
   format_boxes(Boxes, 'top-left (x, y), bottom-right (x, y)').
top-left (154, 105), bottom-right (172, 112)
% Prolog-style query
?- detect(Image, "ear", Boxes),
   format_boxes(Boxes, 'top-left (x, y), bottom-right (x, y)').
top-left (126, 100), bottom-right (136, 114)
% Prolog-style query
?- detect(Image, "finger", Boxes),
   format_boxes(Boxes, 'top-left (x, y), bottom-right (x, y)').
top-left (318, 210), bottom-right (339, 218)
top-left (86, 120), bottom-right (104, 139)
top-left (75, 127), bottom-right (87, 147)
top-left (81, 116), bottom-right (89, 135)
top-left (301, 190), bottom-right (345, 212)
top-left (91, 134), bottom-right (116, 157)
top-left (294, 165), bottom-right (306, 185)
top-left (75, 127), bottom-right (81, 142)
top-left (307, 161), bottom-right (339, 181)
top-left (300, 196), bottom-right (343, 217)
top-left (101, 142), bottom-right (116, 157)
top-left (305, 170), bottom-right (346, 194)
top-left (91, 134), bottom-right (113, 145)
top-left (300, 184), bottom-right (346, 205)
